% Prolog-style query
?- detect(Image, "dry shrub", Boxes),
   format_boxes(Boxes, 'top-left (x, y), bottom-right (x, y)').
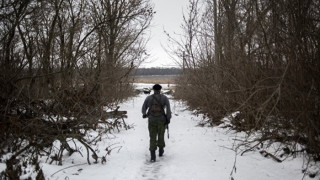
top-left (0, 0), bottom-right (153, 178)
top-left (173, 0), bottom-right (320, 161)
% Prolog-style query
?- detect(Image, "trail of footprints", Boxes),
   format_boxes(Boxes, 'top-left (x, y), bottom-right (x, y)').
top-left (140, 154), bottom-right (165, 180)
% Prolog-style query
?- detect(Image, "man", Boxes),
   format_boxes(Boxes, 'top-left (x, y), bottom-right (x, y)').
top-left (142, 84), bottom-right (171, 162)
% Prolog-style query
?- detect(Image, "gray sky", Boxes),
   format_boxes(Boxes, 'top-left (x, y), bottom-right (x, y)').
top-left (141, 0), bottom-right (189, 68)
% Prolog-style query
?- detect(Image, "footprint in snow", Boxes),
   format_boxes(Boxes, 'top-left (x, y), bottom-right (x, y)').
top-left (140, 153), bottom-right (165, 180)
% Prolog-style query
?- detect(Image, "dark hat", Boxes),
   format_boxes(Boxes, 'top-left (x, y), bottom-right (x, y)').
top-left (153, 84), bottom-right (162, 90)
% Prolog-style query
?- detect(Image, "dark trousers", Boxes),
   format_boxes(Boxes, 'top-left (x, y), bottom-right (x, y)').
top-left (148, 119), bottom-right (166, 151)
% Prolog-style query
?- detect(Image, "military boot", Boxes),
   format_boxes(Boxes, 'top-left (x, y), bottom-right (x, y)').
top-left (159, 147), bottom-right (164, 157)
top-left (150, 151), bottom-right (156, 162)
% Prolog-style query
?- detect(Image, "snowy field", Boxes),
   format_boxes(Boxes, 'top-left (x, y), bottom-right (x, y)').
top-left (17, 83), bottom-right (317, 179)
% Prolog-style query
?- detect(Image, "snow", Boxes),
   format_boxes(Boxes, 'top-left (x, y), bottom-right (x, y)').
top-left (2, 83), bottom-right (317, 179)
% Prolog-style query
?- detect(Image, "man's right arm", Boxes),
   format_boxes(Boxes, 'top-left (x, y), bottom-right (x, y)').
top-left (141, 97), bottom-right (149, 118)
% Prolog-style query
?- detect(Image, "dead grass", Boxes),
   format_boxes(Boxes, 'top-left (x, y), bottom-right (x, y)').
top-left (130, 75), bottom-right (178, 84)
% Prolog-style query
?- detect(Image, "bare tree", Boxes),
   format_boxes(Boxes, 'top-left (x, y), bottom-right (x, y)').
top-left (173, 0), bottom-right (320, 168)
top-left (0, 0), bottom-right (153, 178)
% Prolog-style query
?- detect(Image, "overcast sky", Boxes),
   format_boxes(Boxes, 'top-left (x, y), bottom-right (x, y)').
top-left (141, 0), bottom-right (189, 68)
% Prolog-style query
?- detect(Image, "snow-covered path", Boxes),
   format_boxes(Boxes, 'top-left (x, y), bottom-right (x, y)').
top-left (43, 84), bottom-right (313, 180)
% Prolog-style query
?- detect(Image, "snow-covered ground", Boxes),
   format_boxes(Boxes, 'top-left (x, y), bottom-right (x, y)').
top-left (35, 84), bottom-right (317, 179)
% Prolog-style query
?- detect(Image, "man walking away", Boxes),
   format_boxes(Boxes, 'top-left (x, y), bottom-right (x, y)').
top-left (142, 84), bottom-right (171, 162)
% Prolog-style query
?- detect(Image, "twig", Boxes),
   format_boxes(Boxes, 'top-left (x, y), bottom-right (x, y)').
top-left (230, 133), bottom-right (238, 179)
top-left (301, 155), bottom-right (311, 180)
top-left (77, 138), bottom-right (97, 165)
top-left (218, 145), bottom-right (234, 151)
top-left (241, 142), bottom-right (262, 156)
top-left (259, 150), bottom-right (282, 163)
top-left (50, 163), bottom-right (87, 177)
top-left (117, 146), bottom-right (123, 153)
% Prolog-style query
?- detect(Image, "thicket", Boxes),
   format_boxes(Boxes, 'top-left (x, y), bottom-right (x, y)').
top-left (172, 0), bottom-right (320, 168)
top-left (0, 0), bottom-right (153, 179)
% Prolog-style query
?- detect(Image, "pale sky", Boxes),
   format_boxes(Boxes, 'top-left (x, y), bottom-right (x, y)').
top-left (141, 0), bottom-right (189, 68)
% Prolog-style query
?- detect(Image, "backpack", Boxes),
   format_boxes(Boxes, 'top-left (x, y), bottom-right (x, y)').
top-left (149, 95), bottom-right (163, 116)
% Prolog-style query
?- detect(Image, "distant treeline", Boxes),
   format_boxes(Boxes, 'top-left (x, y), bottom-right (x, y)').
top-left (132, 68), bottom-right (182, 76)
